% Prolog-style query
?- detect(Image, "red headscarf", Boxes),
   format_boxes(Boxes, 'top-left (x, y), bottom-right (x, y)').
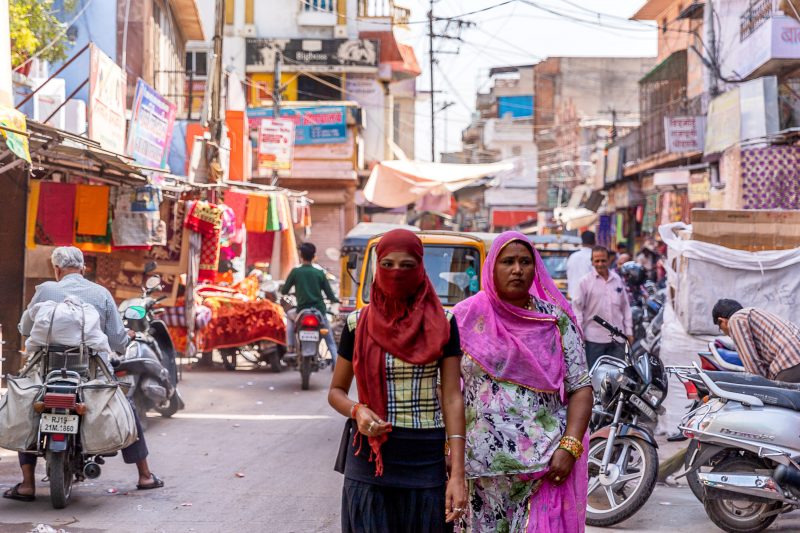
top-left (352, 229), bottom-right (450, 475)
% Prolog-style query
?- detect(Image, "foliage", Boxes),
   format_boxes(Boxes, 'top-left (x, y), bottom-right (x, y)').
top-left (9, 0), bottom-right (77, 68)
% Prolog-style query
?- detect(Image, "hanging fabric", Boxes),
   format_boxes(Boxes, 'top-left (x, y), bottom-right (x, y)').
top-left (223, 190), bottom-right (248, 228)
top-left (26, 180), bottom-right (40, 249)
top-left (112, 185), bottom-right (166, 247)
top-left (75, 219), bottom-right (112, 254)
top-left (75, 184), bottom-right (110, 236)
top-left (266, 193), bottom-right (281, 232)
top-left (246, 230), bottom-right (275, 265)
top-left (244, 193), bottom-right (268, 233)
top-left (35, 182), bottom-right (77, 246)
top-left (615, 212), bottom-right (625, 244)
top-left (185, 201), bottom-right (224, 282)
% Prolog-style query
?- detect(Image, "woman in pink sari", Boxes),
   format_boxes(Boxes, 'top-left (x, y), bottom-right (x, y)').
top-left (453, 232), bottom-right (592, 532)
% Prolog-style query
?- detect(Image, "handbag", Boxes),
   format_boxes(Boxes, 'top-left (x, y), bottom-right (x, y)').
top-left (79, 361), bottom-right (139, 455)
top-left (334, 418), bottom-right (354, 474)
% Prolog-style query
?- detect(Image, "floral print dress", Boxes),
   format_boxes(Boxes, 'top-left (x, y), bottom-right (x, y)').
top-left (460, 298), bottom-right (590, 533)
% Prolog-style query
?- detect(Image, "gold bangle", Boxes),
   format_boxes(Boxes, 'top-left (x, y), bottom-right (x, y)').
top-left (558, 435), bottom-right (584, 460)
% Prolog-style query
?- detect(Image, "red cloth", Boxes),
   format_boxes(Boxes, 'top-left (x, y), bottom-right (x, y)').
top-left (246, 230), bottom-right (274, 265)
top-left (224, 191), bottom-right (248, 228)
top-left (35, 182), bottom-right (77, 246)
top-left (352, 229), bottom-right (450, 476)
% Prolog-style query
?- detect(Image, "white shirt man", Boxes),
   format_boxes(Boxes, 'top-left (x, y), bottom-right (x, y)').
top-left (566, 231), bottom-right (596, 300)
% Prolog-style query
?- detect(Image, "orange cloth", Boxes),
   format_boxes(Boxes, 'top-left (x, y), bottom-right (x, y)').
top-left (245, 193), bottom-right (268, 233)
top-left (75, 184), bottom-right (110, 236)
top-left (26, 180), bottom-right (40, 249)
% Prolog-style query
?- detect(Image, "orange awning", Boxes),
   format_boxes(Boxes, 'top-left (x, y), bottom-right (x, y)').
top-left (359, 31), bottom-right (421, 79)
top-left (492, 210), bottom-right (537, 228)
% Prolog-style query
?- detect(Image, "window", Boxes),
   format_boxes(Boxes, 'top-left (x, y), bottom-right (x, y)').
top-left (185, 51), bottom-right (208, 78)
top-left (297, 75), bottom-right (342, 101)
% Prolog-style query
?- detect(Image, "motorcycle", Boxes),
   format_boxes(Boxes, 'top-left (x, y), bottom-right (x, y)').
top-left (679, 369), bottom-right (800, 532)
top-left (29, 347), bottom-right (117, 508)
top-left (587, 315), bottom-right (669, 527)
top-left (117, 269), bottom-right (184, 430)
top-left (284, 304), bottom-right (332, 390)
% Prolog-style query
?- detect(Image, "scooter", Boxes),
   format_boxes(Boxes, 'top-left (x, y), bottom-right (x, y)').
top-left (117, 269), bottom-right (184, 430)
top-left (587, 315), bottom-right (669, 527)
top-left (680, 368), bottom-right (800, 533)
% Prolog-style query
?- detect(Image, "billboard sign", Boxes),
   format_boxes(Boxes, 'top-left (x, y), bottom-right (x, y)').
top-left (247, 106), bottom-right (347, 145)
top-left (257, 118), bottom-right (295, 171)
top-left (127, 78), bottom-right (177, 168)
top-left (88, 45), bottom-right (126, 153)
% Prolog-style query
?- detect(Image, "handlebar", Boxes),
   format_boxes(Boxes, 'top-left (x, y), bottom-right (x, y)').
top-left (592, 315), bottom-right (626, 339)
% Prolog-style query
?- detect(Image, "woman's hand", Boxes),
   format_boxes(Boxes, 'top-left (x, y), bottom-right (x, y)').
top-left (445, 473), bottom-right (467, 523)
top-left (547, 448), bottom-right (576, 485)
top-left (355, 405), bottom-right (391, 437)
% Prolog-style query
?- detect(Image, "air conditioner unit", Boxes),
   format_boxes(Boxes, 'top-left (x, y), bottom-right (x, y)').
top-left (242, 24), bottom-right (257, 37)
top-left (334, 25), bottom-right (348, 38)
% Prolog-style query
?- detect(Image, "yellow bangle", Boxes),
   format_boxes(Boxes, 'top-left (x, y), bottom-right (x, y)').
top-left (558, 435), bottom-right (584, 460)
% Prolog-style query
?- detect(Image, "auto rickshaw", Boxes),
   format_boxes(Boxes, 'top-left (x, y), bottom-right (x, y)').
top-left (529, 234), bottom-right (582, 297)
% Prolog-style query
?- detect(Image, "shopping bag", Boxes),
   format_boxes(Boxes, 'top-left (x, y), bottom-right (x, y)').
top-left (79, 364), bottom-right (138, 454)
top-left (0, 371), bottom-right (43, 452)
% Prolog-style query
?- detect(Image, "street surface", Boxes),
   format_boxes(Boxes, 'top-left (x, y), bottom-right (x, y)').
top-left (0, 357), bottom-right (799, 533)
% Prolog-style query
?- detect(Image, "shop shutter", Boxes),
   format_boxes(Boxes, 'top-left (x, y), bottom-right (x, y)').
top-left (309, 204), bottom-right (344, 273)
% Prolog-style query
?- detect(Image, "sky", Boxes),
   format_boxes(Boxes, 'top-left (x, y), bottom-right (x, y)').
top-left (404, 0), bottom-right (659, 160)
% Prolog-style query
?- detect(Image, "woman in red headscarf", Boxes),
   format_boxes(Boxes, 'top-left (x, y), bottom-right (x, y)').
top-left (329, 229), bottom-right (467, 533)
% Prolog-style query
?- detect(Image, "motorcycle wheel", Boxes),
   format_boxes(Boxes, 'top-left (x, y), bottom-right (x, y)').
top-left (586, 436), bottom-right (659, 527)
top-left (220, 348), bottom-right (237, 371)
top-left (300, 356), bottom-right (312, 390)
top-left (703, 456), bottom-right (780, 533)
top-left (269, 345), bottom-right (284, 374)
top-left (134, 393), bottom-right (150, 432)
top-left (154, 393), bottom-right (181, 418)
top-left (47, 450), bottom-right (73, 509)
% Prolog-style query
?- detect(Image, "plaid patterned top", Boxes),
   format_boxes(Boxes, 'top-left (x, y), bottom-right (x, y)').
top-left (339, 309), bottom-right (461, 429)
top-left (729, 307), bottom-right (800, 380)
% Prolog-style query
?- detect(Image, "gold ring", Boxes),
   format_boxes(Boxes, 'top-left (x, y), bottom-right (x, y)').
top-left (368, 421), bottom-right (376, 432)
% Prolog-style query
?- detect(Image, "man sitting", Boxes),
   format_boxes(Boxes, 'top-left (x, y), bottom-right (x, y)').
top-left (712, 299), bottom-right (800, 381)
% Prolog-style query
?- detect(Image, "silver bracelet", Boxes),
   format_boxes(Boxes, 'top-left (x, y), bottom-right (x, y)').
top-left (447, 434), bottom-right (466, 441)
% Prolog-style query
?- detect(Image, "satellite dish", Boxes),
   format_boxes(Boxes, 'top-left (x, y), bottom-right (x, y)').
top-left (325, 248), bottom-right (340, 262)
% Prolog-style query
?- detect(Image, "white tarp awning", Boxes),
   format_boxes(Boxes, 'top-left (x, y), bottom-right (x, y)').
top-left (364, 159), bottom-right (515, 208)
top-left (554, 206), bottom-right (598, 230)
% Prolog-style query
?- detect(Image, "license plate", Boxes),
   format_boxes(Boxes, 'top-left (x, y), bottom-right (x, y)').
top-left (629, 394), bottom-right (656, 421)
top-left (40, 413), bottom-right (79, 434)
top-left (299, 330), bottom-right (319, 342)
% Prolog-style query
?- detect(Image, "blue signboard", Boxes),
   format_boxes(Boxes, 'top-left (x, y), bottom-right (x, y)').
top-left (247, 106), bottom-right (347, 145)
top-left (497, 95), bottom-right (534, 119)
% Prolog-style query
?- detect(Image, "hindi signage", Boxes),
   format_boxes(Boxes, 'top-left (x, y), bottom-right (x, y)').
top-left (127, 79), bottom-right (177, 168)
top-left (247, 106), bottom-right (347, 145)
top-left (257, 119), bottom-right (295, 171)
top-left (664, 116), bottom-right (705, 153)
top-left (88, 45), bottom-right (126, 153)
top-left (246, 38), bottom-right (379, 73)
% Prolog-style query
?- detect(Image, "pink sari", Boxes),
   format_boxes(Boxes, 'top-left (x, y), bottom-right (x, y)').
top-left (453, 231), bottom-right (588, 533)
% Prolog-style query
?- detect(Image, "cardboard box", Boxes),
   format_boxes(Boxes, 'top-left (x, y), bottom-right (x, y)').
top-left (692, 209), bottom-right (800, 251)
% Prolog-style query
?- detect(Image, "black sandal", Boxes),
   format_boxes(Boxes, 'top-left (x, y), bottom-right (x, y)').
top-left (3, 483), bottom-right (35, 502)
top-left (136, 474), bottom-right (164, 490)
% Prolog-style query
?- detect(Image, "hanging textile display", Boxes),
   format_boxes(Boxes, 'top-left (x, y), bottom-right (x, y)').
top-left (26, 180), bottom-right (41, 249)
top-left (75, 219), bottom-right (112, 254)
top-left (244, 193), bottom-right (268, 233)
top-left (36, 182), bottom-right (77, 246)
top-left (266, 193), bottom-right (280, 231)
top-left (597, 215), bottom-right (612, 248)
top-left (185, 201), bottom-right (224, 282)
top-left (246, 230), bottom-right (275, 265)
top-left (642, 193), bottom-right (659, 234)
top-left (615, 212), bottom-right (625, 244)
top-left (224, 190), bottom-right (248, 228)
top-left (112, 185), bottom-right (166, 247)
top-left (75, 184), bottom-right (110, 236)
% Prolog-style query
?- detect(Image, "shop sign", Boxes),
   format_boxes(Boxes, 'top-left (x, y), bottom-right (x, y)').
top-left (664, 116), bottom-right (705, 153)
top-left (604, 146), bottom-right (624, 184)
top-left (689, 172), bottom-right (711, 203)
top-left (88, 44), bottom-right (126, 154)
top-left (704, 88), bottom-right (740, 155)
top-left (653, 168), bottom-right (690, 187)
top-left (257, 119), bottom-right (295, 171)
top-left (246, 38), bottom-right (379, 73)
top-left (247, 106), bottom-right (347, 145)
top-left (127, 79), bottom-right (177, 168)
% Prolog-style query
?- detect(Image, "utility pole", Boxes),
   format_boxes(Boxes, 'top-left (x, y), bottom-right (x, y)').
top-left (271, 51), bottom-right (282, 185)
top-left (428, 0), bottom-right (436, 162)
top-left (207, 0), bottom-right (226, 182)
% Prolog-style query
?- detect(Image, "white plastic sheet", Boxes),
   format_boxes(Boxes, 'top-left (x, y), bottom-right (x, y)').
top-left (660, 222), bottom-right (800, 335)
top-left (23, 296), bottom-right (111, 354)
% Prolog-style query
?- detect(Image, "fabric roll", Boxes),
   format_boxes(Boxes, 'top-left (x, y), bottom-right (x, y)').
top-left (36, 182), bottom-right (77, 246)
top-left (75, 184), bottom-right (110, 236)
top-left (244, 193), bottom-right (268, 233)
top-left (26, 179), bottom-right (41, 249)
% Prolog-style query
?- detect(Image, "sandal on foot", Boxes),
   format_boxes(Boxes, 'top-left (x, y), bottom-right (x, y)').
top-left (137, 474), bottom-right (164, 490)
top-left (3, 483), bottom-right (35, 502)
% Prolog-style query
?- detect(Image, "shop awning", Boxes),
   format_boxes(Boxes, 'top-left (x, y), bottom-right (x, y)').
top-left (492, 209), bottom-right (537, 228)
top-left (554, 207), bottom-right (599, 230)
top-left (359, 31), bottom-right (422, 79)
top-left (364, 159), bottom-right (515, 208)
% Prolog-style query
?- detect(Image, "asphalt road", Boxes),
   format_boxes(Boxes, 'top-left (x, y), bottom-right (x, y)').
top-left (1, 357), bottom-right (800, 533)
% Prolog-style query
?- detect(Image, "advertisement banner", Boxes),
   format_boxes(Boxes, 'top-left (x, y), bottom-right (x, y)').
top-left (89, 45), bottom-right (126, 153)
top-left (258, 119), bottom-right (295, 171)
top-left (0, 104), bottom-right (31, 162)
top-left (127, 79), bottom-right (177, 168)
top-left (664, 116), bottom-right (705, 153)
top-left (704, 88), bottom-right (741, 155)
top-left (247, 106), bottom-right (347, 145)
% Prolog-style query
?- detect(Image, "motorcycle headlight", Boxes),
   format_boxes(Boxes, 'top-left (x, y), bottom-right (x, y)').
top-left (642, 385), bottom-right (665, 407)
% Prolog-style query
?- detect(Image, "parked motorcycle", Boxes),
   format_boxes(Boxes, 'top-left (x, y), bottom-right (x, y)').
top-left (117, 269), bottom-right (184, 430)
top-left (680, 369), bottom-right (800, 532)
top-left (587, 315), bottom-right (669, 527)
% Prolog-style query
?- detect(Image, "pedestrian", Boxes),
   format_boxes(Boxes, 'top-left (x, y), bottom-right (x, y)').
top-left (572, 246), bottom-right (633, 368)
top-left (6, 247), bottom-right (163, 503)
top-left (566, 230), bottom-right (595, 300)
top-left (328, 229), bottom-right (467, 533)
top-left (453, 231), bottom-right (592, 533)
top-left (712, 299), bottom-right (800, 381)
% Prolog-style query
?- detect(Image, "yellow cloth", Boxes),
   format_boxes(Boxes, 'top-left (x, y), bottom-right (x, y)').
top-left (75, 184), bottom-right (110, 236)
top-left (245, 193), bottom-right (268, 233)
top-left (26, 179), bottom-right (40, 249)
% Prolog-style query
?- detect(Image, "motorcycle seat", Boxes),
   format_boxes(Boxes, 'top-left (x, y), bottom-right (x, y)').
top-left (716, 347), bottom-right (744, 367)
top-left (715, 336), bottom-right (737, 351)
top-left (715, 381), bottom-right (800, 411)
top-left (703, 371), bottom-right (778, 388)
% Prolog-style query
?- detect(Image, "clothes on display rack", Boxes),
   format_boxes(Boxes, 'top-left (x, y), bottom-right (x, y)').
top-left (35, 182), bottom-right (77, 246)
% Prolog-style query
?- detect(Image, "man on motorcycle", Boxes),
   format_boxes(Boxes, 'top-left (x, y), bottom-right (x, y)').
top-left (281, 242), bottom-right (339, 364)
top-left (4, 247), bottom-right (163, 502)
top-left (713, 298), bottom-right (800, 381)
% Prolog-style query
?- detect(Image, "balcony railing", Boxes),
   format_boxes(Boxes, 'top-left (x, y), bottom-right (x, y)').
top-left (301, 0), bottom-right (337, 13)
top-left (741, 0), bottom-right (773, 41)
top-left (358, 0), bottom-right (410, 24)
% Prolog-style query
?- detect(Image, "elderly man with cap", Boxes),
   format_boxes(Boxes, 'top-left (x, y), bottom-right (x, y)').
top-left (4, 247), bottom-right (164, 503)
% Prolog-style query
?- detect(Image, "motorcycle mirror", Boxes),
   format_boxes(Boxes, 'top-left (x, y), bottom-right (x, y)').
top-left (346, 252), bottom-right (358, 271)
top-left (144, 275), bottom-right (162, 291)
top-left (123, 306), bottom-right (146, 320)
